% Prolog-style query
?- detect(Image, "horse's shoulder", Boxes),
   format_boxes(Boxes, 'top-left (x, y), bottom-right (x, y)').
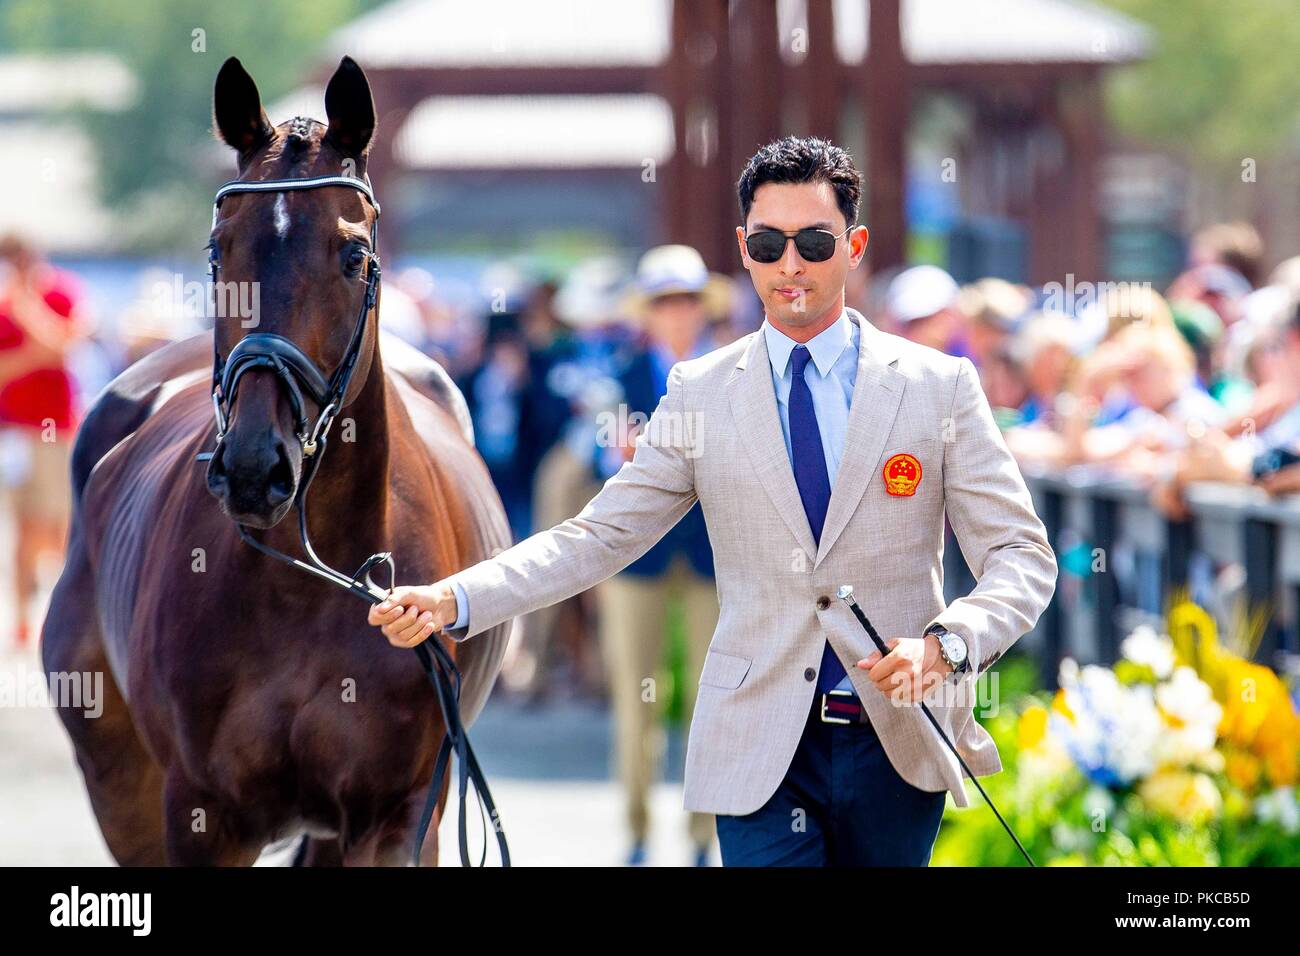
top-left (72, 333), bottom-right (213, 501)
top-left (379, 332), bottom-right (474, 446)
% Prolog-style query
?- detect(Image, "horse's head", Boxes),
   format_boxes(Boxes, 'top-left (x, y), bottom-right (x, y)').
top-left (204, 55), bottom-right (380, 529)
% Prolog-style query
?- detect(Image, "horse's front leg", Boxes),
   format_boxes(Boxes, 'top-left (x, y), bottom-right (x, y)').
top-left (162, 773), bottom-right (262, 866)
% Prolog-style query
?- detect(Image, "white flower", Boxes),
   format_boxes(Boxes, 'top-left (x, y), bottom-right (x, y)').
top-left (1253, 787), bottom-right (1300, 833)
top-left (1052, 662), bottom-right (1163, 785)
top-left (1153, 667), bottom-right (1223, 770)
top-left (1121, 625), bottom-right (1176, 680)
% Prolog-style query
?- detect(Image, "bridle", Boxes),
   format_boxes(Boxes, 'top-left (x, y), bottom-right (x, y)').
top-left (208, 174), bottom-right (381, 458)
top-left (198, 172), bottom-right (509, 867)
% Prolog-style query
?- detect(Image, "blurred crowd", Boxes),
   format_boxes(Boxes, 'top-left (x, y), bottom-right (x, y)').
top-left (7, 220), bottom-right (1300, 667)
top-left (6, 220), bottom-right (1300, 861)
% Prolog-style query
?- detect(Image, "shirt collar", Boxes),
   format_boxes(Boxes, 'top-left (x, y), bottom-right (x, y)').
top-left (762, 308), bottom-right (854, 379)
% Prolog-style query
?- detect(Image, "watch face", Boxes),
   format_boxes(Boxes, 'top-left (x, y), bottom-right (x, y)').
top-left (942, 635), bottom-right (967, 664)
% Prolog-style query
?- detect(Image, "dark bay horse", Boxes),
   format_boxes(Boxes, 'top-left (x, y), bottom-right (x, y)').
top-left (41, 56), bottom-right (512, 865)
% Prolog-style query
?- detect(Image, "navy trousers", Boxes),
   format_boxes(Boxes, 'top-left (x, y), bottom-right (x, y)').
top-left (714, 703), bottom-right (947, 866)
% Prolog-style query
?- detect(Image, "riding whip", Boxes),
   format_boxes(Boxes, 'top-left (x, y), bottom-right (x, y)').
top-left (837, 585), bottom-right (1035, 866)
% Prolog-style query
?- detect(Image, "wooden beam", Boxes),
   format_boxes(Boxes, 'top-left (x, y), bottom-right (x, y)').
top-left (804, 0), bottom-right (839, 139)
top-left (730, 0), bottom-right (781, 164)
top-left (662, 0), bottom-right (698, 255)
top-left (315, 65), bottom-right (658, 97)
top-left (864, 0), bottom-right (908, 270)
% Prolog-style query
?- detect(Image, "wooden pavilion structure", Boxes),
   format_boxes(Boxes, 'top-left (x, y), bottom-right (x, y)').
top-left (310, 0), bottom-right (1150, 284)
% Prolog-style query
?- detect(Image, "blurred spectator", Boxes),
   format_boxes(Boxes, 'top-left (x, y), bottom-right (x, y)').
top-left (1010, 312), bottom-right (1078, 424)
top-left (1166, 262), bottom-right (1251, 329)
top-left (0, 234), bottom-right (89, 646)
top-left (1001, 312), bottom-right (1078, 467)
top-left (510, 258), bottom-right (628, 701)
top-left (1169, 299), bottom-right (1227, 398)
top-left (981, 347), bottom-right (1031, 427)
top-left (1219, 286), bottom-right (1297, 436)
top-left (1153, 298), bottom-right (1300, 517)
top-left (457, 299), bottom-right (566, 543)
top-left (521, 279), bottom-right (561, 349)
top-left (1267, 255), bottom-right (1300, 298)
top-left (1063, 320), bottom-right (1226, 481)
top-left (957, 276), bottom-right (1033, 372)
top-left (884, 264), bottom-right (972, 358)
top-left (1189, 221), bottom-right (1265, 290)
top-left (599, 244), bottom-right (721, 867)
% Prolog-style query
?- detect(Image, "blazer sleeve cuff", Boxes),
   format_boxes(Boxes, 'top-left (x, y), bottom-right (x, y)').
top-left (451, 580), bottom-right (470, 631)
top-left (926, 606), bottom-right (997, 677)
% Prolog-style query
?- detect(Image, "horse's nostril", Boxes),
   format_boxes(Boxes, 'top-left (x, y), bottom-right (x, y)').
top-left (207, 443), bottom-right (226, 477)
top-left (266, 444), bottom-right (296, 504)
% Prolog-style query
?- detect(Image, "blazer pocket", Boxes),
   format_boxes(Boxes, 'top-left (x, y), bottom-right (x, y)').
top-left (698, 649), bottom-right (752, 689)
top-left (879, 436), bottom-right (938, 465)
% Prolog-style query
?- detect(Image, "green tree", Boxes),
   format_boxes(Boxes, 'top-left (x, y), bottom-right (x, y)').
top-left (1104, 0), bottom-right (1300, 166)
top-left (0, 0), bottom-right (379, 250)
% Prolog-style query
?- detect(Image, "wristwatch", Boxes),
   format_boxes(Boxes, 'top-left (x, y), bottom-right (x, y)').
top-left (925, 623), bottom-right (969, 677)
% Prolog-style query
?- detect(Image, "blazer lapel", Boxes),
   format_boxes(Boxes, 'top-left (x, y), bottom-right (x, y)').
top-left (726, 328), bottom-right (819, 561)
top-left (814, 309), bottom-right (905, 568)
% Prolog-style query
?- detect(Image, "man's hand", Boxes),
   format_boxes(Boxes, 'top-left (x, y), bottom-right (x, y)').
top-left (367, 582), bottom-right (458, 648)
top-left (855, 634), bottom-right (952, 705)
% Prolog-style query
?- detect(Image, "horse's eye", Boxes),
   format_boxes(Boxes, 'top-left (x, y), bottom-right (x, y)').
top-left (345, 246), bottom-right (368, 274)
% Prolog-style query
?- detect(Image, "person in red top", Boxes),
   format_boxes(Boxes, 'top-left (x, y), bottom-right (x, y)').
top-left (0, 234), bottom-right (88, 646)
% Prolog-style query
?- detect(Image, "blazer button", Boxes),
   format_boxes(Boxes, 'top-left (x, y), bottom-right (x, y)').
top-left (803, 667), bottom-right (816, 682)
top-left (815, 595), bottom-right (831, 610)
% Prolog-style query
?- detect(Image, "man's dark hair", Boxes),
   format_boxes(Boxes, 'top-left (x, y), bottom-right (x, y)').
top-left (736, 136), bottom-right (862, 229)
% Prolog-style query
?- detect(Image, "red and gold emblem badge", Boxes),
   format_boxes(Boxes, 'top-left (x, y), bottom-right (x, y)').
top-left (883, 453), bottom-right (922, 497)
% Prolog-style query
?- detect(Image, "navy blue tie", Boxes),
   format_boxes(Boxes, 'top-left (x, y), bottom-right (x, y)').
top-left (788, 345), bottom-right (850, 696)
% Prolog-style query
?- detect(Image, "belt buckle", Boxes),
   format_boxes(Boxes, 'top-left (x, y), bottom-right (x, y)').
top-left (820, 689), bottom-right (856, 724)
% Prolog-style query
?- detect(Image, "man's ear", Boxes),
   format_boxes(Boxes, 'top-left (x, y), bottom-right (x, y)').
top-left (849, 226), bottom-right (870, 264)
top-left (213, 57), bottom-right (272, 163)
top-left (735, 226), bottom-right (750, 266)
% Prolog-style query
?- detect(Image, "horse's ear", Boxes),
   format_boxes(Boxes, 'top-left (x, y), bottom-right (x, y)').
top-left (213, 57), bottom-right (272, 161)
top-left (323, 56), bottom-right (376, 160)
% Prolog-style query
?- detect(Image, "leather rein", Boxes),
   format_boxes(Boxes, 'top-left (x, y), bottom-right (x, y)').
top-left (197, 172), bottom-right (509, 867)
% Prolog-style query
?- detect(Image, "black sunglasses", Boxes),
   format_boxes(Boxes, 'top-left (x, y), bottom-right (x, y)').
top-left (744, 225), bottom-right (854, 264)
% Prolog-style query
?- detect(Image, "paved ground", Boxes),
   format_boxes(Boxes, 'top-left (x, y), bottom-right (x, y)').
top-left (0, 490), bottom-right (719, 866)
top-left (1, 625), bottom-right (714, 867)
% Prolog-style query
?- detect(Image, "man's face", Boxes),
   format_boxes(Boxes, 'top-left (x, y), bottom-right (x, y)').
top-left (644, 291), bottom-right (706, 352)
top-left (901, 308), bottom-right (956, 350)
top-left (735, 181), bottom-right (867, 331)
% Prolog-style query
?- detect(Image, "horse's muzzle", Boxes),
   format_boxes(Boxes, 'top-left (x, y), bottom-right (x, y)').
top-left (205, 429), bottom-right (299, 528)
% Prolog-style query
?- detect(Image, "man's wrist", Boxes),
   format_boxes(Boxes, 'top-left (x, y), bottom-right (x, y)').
top-left (925, 623), bottom-right (968, 676)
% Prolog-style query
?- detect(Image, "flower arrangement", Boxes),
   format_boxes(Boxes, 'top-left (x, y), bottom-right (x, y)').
top-left (932, 601), bottom-right (1300, 866)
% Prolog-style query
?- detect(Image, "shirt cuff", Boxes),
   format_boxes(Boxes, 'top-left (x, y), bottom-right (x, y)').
top-left (451, 580), bottom-right (469, 631)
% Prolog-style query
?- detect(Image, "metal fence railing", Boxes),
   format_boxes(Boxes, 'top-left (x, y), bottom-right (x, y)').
top-left (942, 467), bottom-right (1300, 690)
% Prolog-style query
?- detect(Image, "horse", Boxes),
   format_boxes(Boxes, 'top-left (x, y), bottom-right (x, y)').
top-left (41, 55), bottom-right (513, 865)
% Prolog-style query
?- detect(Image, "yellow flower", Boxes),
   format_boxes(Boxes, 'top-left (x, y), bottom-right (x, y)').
top-left (1138, 770), bottom-right (1223, 825)
top-left (1019, 704), bottom-right (1049, 750)
top-left (1051, 688), bottom-right (1075, 724)
top-left (1224, 750), bottom-right (1261, 791)
top-left (1217, 657), bottom-right (1300, 787)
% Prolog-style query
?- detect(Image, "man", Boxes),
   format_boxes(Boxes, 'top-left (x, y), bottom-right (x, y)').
top-left (369, 136), bottom-right (1057, 866)
top-left (885, 264), bottom-right (972, 359)
top-left (958, 277), bottom-right (1033, 373)
top-left (0, 235), bottom-right (86, 647)
top-left (599, 245), bottom-right (723, 865)
top-left (1153, 297), bottom-right (1300, 519)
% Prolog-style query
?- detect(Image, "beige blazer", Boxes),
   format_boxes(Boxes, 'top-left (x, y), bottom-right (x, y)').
top-left (446, 308), bottom-right (1057, 813)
